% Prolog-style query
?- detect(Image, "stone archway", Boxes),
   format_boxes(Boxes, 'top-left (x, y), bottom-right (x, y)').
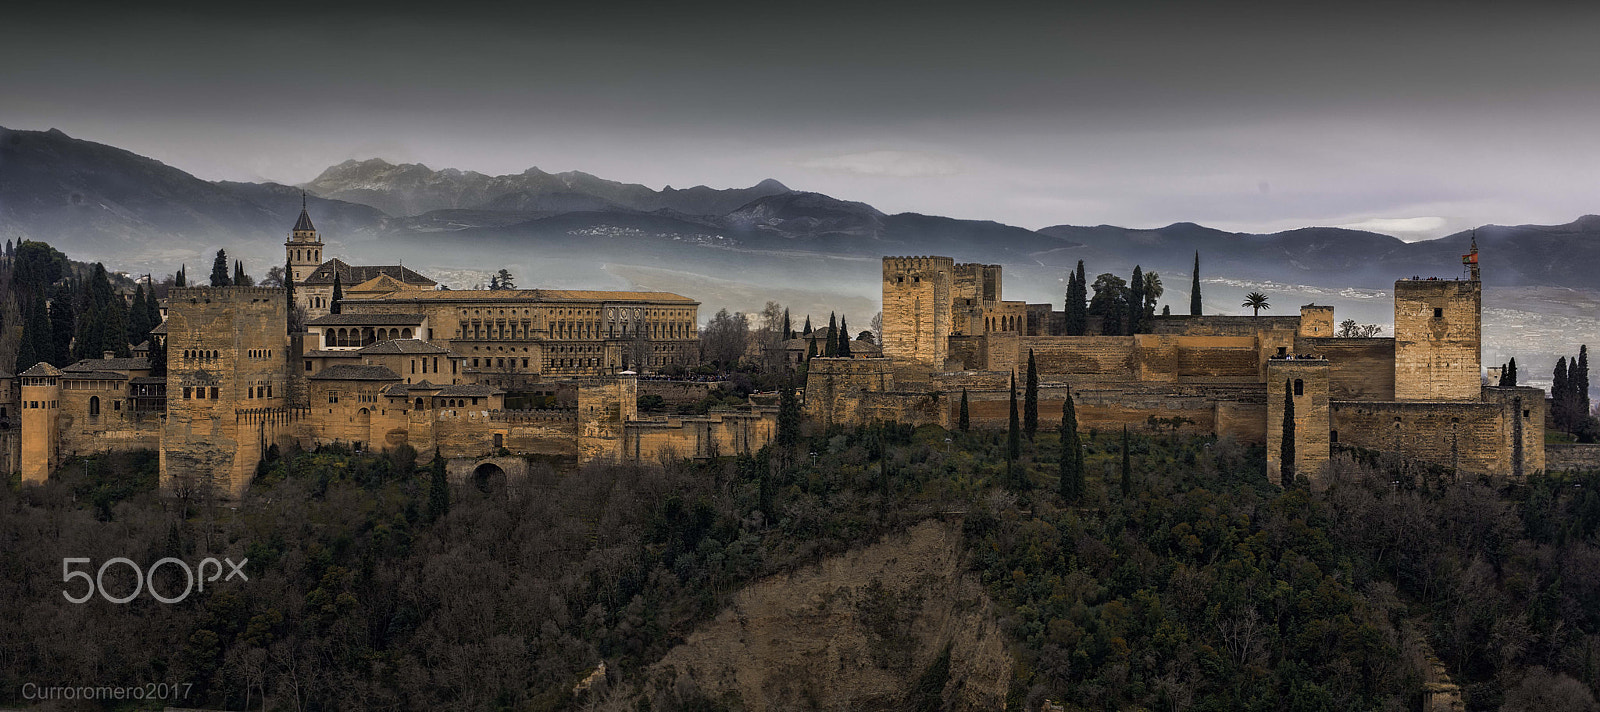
top-left (472, 462), bottom-right (507, 493)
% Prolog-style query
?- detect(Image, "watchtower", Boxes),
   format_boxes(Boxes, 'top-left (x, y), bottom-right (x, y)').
top-left (19, 362), bottom-right (63, 484)
top-left (1298, 305), bottom-right (1335, 338)
top-left (1393, 276), bottom-right (1481, 401)
top-left (161, 287), bottom-right (291, 498)
top-left (1266, 358), bottom-right (1330, 485)
top-left (882, 256), bottom-right (955, 370)
top-left (286, 195), bottom-right (324, 285)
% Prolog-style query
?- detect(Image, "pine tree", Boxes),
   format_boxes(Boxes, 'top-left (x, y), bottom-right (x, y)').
top-left (428, 449), bottom-right (450, 521)
top-left (1120, 426), bottom-right (1132, 497)
top-left (1281, 380), bottom-right (1296, 488)
top-left (1024, 349), bottom-right (1039, 439)
top-left (211, 249), bottom-right (231, 287)
top-left (1190, 251), bottom-right (1202, 315)
top-left (1555, 357), bottom-right (1570, 430)
top-left (1128, 266), bottom-right (1145, 335)
top-left (1058, 389), bottom-right (1084, 504)
top-left (331, 272), bottom-right (343, 314)
top-left (959, 388), bottom-right (970, 431)
top-left (837, 315), bottom-right (852, 357)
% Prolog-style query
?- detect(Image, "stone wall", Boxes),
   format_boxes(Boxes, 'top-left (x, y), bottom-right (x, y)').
top-left (1298, 337), bottom-right (1396, 400)
top-left (1394, 279), bottom-right (1481, 401)
top-left (638, 379), bottom-right (723, 405)
top-left (1331, 399), bottom-right (1524, 478)
top-left (1266, 359), bottom-right (1332, 485)
top-left (804, 358), bottom-right (895, 429)
top-left (624, 409), bottom-right (778, 461)
top-left (1481, 386), bottom-right (1546, 477)
top-left (1547, 443), bottom-right (1600, 473)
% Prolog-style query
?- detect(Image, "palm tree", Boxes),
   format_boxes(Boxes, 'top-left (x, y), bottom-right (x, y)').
top-left (1242, 292), bottom-right (1270, 316)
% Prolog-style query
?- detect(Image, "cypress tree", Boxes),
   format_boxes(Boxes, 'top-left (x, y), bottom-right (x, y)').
top-left (1579, 345), bottom-right (1591, 421)
top-left (1067, 260), bottom-right (1089, 335)
top-left (129, 285), bottom-right (150, 339)
top-left (838, 316), bottom-right (852, 357)
top-left (428, 449), bottom-right (450, 521)
top-left (802, 314), bottom-right (812, 335)
top-left (1507, 357), bottom-right (1518, 387)
top-left (101, 295), bottom-right (130, 357)
top-left (331, 272), bottom-right (343, 314)
top-left (1281, 380), bottom-right (1296, 488)
top-left (1120, 426), bottom-right (1132, 497)
top-left (806, 339), bottom-right (817, 360)
top-left (16, 296), bottom-right (43, 371)
top-left (782, 308), bottom-right (792, 340)
top-left (1058, 389), bottom-right (1084, 504)
top-left (49, 283), bottom-right (76, 366)
top-left (175, 264), bottom-right (186, 288)
top-left (233, 260), bottom-right (244, 286)
top-left (284, 256), bottom-right (297, 333)
top-left (1024, 349), bottom-right (1039, 438)
top-left (959, 388), bottom-right (970, 432)
top-left (1555, 357), bottom-right (1570, 430)
top-left (149, 334), bottom-right (167, 377)
top-left (210, 249), bottom-right (230, 287)
top-left (1190, 251), bottom-right (1202, 315)
top-left (776, 379), bottom-right (801, 452)
top-left (1128, 266), bottom-right (1145, 335)
top-left (826, 312), bottom-right (837, 356)
top-left (1064, 270), bottom-right (1078, 330)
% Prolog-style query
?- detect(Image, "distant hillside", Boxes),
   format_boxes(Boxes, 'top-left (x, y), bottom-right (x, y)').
top-left (6, 124), bottom-right (1600, 293)
top-left (300, 158), bottom-right (792, 217)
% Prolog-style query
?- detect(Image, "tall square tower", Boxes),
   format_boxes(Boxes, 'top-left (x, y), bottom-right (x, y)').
top-left (1393, 278), bottom-right (1481, 401)
top-left (882, 256), bottom-right (955, 370)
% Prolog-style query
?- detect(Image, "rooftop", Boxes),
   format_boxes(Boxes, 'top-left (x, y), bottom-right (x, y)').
top-left (307, 364), bottom-right (403, 381)
top-left (356, 288), bottom-right (696, 304)
top-left (306, 312), bottom-right (426, 326)
top-left (301, 258), bottom-right (436, 287)
top-left (65, 357), bottom-right (151, 372)
top-left (357, 339), bottom-right (455, 355)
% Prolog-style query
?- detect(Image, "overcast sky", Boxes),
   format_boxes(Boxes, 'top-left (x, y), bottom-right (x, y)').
top-left (6, 0), bottom-right (1600, 240)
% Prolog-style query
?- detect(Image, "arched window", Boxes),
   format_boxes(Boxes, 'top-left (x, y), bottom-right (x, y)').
top-left (415, 398), bottom-right (424, 409)
top-left (89, 396), bottom-right (100, 416)
top-left (402, 328), bottom-right (412, 339)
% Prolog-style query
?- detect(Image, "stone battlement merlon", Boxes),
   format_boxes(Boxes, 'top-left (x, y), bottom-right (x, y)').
top-left (882, 256), bottom-right (956, 275)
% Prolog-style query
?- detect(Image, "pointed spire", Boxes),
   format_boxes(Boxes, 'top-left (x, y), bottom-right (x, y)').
top-left (292, 192), bottom-right (317, 233)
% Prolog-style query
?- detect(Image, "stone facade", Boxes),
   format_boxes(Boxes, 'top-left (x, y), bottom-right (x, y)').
top-left (814, 252), bottom-right (1538, 484)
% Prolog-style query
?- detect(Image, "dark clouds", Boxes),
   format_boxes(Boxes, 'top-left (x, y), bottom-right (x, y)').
top-left (5, 0), bottom-right (1600, 237)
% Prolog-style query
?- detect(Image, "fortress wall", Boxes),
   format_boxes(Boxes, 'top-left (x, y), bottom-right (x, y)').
top-left (954, 384), bottom-right (1222, 435)
top-left (1216, 400), bottom-right (1268, 443)
top-left (947, 336), bottom-right (986, 372)
top-left (56, 384), bottom-right (162, 456)
top-left (639, 380), bottom-right (723, 405)
top-left (1547, 444), bottom-right (1600, 472)
top-left (625, 410), bottom-right (778, 461)
top-left (1298, 337), bottom-right (1397, 400)
top-left (1394, 280), bottom-right (1481, 401)
top-left (1267, 360), bottom-right (1331, 484)
top-left (1147, 315), bottom-right (1302, 336)
top-left (1331, 400), bottom-right (1514, 478)
top-left (1481, 386), bottom-right (1545, 476)
top-left (1011, 336), bottom-right (1136, 381)
top-left (803, 358), bottom-right (894, 429)
top-left (1164, 335), bottom-right (1261, 381)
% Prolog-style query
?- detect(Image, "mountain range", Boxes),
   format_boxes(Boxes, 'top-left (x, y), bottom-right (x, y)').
top-left (2, 124), bottom-right (1598, 294)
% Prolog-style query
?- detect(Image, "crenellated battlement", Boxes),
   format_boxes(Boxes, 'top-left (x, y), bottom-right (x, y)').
top-left (882, 255), bottom-right (956, 276)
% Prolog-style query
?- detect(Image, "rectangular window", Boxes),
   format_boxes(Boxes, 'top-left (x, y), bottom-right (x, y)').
top-left (210, 387), bottom-right (219, 399)
top-left (306, 360), bottom-right (313, 371)
top-left (183, 387), bottom-right (192, 399)
top-left (1433, 308), bottom-right (1443, 318)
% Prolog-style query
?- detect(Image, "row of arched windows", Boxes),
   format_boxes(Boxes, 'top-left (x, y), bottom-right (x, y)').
top-left (986, 315), bottom-right (1020, 332)
top-left (184, 349), bottom-right (220, 360)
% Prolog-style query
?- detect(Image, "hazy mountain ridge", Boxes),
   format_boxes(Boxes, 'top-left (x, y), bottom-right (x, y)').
top-left (7, 125), bottom-right (1600, 294)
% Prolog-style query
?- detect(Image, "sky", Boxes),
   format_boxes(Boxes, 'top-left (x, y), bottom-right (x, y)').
top-left (6, 0), bottom-right (1600, 240)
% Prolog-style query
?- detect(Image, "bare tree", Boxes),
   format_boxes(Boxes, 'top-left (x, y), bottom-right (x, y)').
top-left (1337, 319), bottom-right (1383, 337)
top-left (870, 311), bottom-right (883, 346)
top-left (700, 308), bottom-right (748, 368)
top-left (261, 265), bottom-right (287, 288)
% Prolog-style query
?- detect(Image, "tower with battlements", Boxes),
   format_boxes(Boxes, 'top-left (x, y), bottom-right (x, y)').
top-left (881, 256), bottom-right (955, 371)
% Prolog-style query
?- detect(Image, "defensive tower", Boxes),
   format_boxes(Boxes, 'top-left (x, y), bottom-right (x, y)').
top-left (882, 256), bottom-right (955, 370)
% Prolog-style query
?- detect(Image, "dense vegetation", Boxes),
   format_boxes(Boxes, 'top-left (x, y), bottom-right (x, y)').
top-left (3, 425), bottom-right (1598, 710)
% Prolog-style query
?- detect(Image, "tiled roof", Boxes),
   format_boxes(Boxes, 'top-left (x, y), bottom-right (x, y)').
top-left (357, 288), bottom-right (695, 303)
top-left (61, 371), bottom-right (127, 381)
top-left (19, 362), bottom-right (64, 377)
top-left (307, 364), bottom-right (402, 381)
top-left (357, 339), bottom-right (454, 355)
top-left (149, 322), bottom-right (169, 335)
top-left (65, 357), bottom-right (150, 372)
top-left (306, 312), bottom-right (426, 326)
top-left (300, 258), bottom-right (436, 287)
top-left (438, 384), bottom-right (503, 397)
top-left (130, 376), bottom-right (166, 385)
top-left (293, 206), bottom-right (317, 232)
top-left (303, 350), bottom-right (360, 358)
top-left (381, 380), bottom-right (443, 396)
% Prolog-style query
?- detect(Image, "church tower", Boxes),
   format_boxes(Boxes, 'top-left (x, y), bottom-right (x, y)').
top-left (286, 193), bottom-right (323, 285)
